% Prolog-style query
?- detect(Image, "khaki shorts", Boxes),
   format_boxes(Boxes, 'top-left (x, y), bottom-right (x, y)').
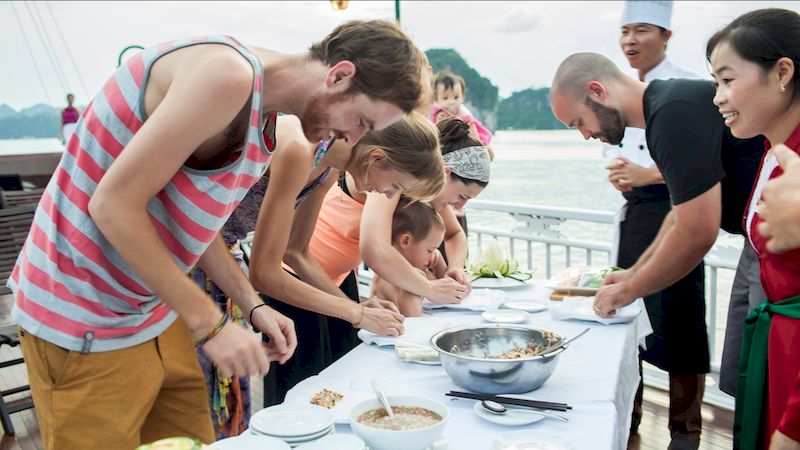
top-left (19, 319), bottom-right (215, 450)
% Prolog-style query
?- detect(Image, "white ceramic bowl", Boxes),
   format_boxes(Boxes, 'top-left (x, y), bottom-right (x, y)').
top-left (349, 395), bottom-right (449, 450)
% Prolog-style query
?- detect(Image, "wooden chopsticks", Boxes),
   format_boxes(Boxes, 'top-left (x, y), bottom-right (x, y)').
top-left (445, 390), bottom-right (571, 412)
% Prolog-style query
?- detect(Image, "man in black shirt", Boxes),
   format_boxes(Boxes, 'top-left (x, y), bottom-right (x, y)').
top-left (549, 53), bottom-right (764, 448)
top-left (550, 52), bottom-right (762, 312)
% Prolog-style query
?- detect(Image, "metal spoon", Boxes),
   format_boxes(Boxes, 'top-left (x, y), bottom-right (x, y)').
top-left (481, 400), bottom-right (568, 422)
top-left (541, 328), bottom-right (591, 357)
top-left (371, 379), bottom-right (394, 418)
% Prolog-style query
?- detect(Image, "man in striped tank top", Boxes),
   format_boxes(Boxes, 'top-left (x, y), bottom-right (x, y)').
top-left (7, 20), bottom-right (428, 449)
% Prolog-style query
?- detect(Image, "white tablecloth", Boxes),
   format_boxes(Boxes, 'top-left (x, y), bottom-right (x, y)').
top-left (284, 281), bottom-right (644, 450)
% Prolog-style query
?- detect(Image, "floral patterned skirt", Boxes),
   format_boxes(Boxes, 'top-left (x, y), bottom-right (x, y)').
top-left (189, 247), bottom-right (251, 440)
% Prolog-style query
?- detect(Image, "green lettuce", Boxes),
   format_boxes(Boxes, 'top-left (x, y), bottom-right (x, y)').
top-left (579, 266), bottom-right (623, 288)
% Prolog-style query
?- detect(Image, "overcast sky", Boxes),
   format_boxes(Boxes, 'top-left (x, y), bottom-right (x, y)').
top-left (3, 1), bottom-right (800, 111)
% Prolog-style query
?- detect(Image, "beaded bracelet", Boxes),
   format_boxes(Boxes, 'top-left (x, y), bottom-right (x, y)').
top-left (194, 312), bottom-right (229, 348)
top-left (352, 304), bottom-right (365, 329)
top-left (249, 303), bottom-right (268, 332)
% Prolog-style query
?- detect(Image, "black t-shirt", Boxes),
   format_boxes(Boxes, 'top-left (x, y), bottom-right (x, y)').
top-left (643, 79), bottom-right (765, 235)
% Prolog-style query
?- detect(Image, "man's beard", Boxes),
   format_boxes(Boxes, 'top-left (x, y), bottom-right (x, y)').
top-left (300, 91), bottom-right (348, 142)
top-left (584, 96), bottom-right (625, 145)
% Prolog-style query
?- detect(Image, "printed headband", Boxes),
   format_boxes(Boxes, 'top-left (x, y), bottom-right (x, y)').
top-left (442, 146), bottom-right (491, 183)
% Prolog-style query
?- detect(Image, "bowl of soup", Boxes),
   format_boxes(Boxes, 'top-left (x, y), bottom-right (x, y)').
top-left (349, 395), bottom-right (448, 450)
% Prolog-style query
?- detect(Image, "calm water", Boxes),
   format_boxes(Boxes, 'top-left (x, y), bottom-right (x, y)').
top-left (465, 130), bottom-right (621, 250)
top-left (480, 130), bottom-right (619, 210)
top-left (0, 130), bottom-right (619, 209)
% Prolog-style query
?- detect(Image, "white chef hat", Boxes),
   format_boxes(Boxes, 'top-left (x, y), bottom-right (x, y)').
top-left (620, 0), bottom-right (673, 29)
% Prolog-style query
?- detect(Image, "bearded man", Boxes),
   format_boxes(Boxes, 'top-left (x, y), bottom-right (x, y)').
top-left (550, 52), bottom-right (765, 450)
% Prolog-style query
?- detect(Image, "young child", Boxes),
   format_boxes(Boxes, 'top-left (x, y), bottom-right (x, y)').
top-left (429, 70), bottom-right (494, 158)
top-left (371, 199), bottom-right (447, 317)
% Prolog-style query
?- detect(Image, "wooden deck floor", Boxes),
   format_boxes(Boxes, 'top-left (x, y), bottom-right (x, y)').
top-left (627, 387), bottom-right (734, 450)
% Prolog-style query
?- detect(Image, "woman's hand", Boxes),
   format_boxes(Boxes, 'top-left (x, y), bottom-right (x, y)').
top-left (445, 268), bottom-right (472, 294)
top-left (427, 277), bottom-right (469, 304)
top-left (250, 304), bottom-right (297, 364)
top-left (359, 297), bottom-right (405, 336)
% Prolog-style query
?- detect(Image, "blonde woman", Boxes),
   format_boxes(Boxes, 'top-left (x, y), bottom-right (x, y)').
top-left (248, 112), bottom-right (446, 406)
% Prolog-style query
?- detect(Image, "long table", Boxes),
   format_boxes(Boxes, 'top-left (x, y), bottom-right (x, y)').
top-left (284, 282), bottom-right (645, 450)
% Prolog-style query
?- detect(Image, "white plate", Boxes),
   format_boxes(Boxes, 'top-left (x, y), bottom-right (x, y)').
top-left (551, 297), bottom-right (641, 325)
top-left (247, 426), bottom-right (335, 444)
top-left (493, 430), bottom-right (576, 450)
top-left (296, 434), bottom-right (365, 450)
top-left (279, 425), bottom-right (334, 443)
top-left (213, 435), bottom-right (292, 450)
top-left (501, 301), bottom-right (548, 313)
top-left (250, 404), bottom-right (333, 438)
top-left (482, 310), bottom-right (531, 324)
top-left (473, 401), bottom-right (545, 426)
top-left (472, 277), bottom-right (533, 289)
top-left (282, 377), bottom-right (379, 424)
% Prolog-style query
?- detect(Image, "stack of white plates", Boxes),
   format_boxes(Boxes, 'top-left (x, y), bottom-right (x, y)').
top-left (249, 404), bottom-right (335, 447)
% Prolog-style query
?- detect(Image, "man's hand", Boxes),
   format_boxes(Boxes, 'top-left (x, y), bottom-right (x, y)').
top-left (602, 269), bottom-right (634, 286)
top-left (758, 145), bottom-right (800, 253)
top-left (200, 320), bottom-right (271, 378)
top-left (593, 269), bottom-right (636, 318)
top-left (250, 305), bottom-right (297, 364)
top-left (359, 297), bottom-right (405, 336)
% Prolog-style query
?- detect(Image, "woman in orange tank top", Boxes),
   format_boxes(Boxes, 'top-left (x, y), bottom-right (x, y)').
top-left (247, 112), bottom-right (446, 406)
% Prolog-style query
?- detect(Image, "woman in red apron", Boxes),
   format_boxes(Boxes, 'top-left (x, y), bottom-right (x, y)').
top-left (707, 8), bottom-right (800, 450)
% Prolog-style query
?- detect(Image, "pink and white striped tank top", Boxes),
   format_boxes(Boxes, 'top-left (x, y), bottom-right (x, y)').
top-left (8, 36), bottom-right (275, 352)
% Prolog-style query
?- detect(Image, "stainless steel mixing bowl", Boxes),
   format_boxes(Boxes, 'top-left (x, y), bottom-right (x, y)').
top-left (429, 324), bottom-right (567, 394)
